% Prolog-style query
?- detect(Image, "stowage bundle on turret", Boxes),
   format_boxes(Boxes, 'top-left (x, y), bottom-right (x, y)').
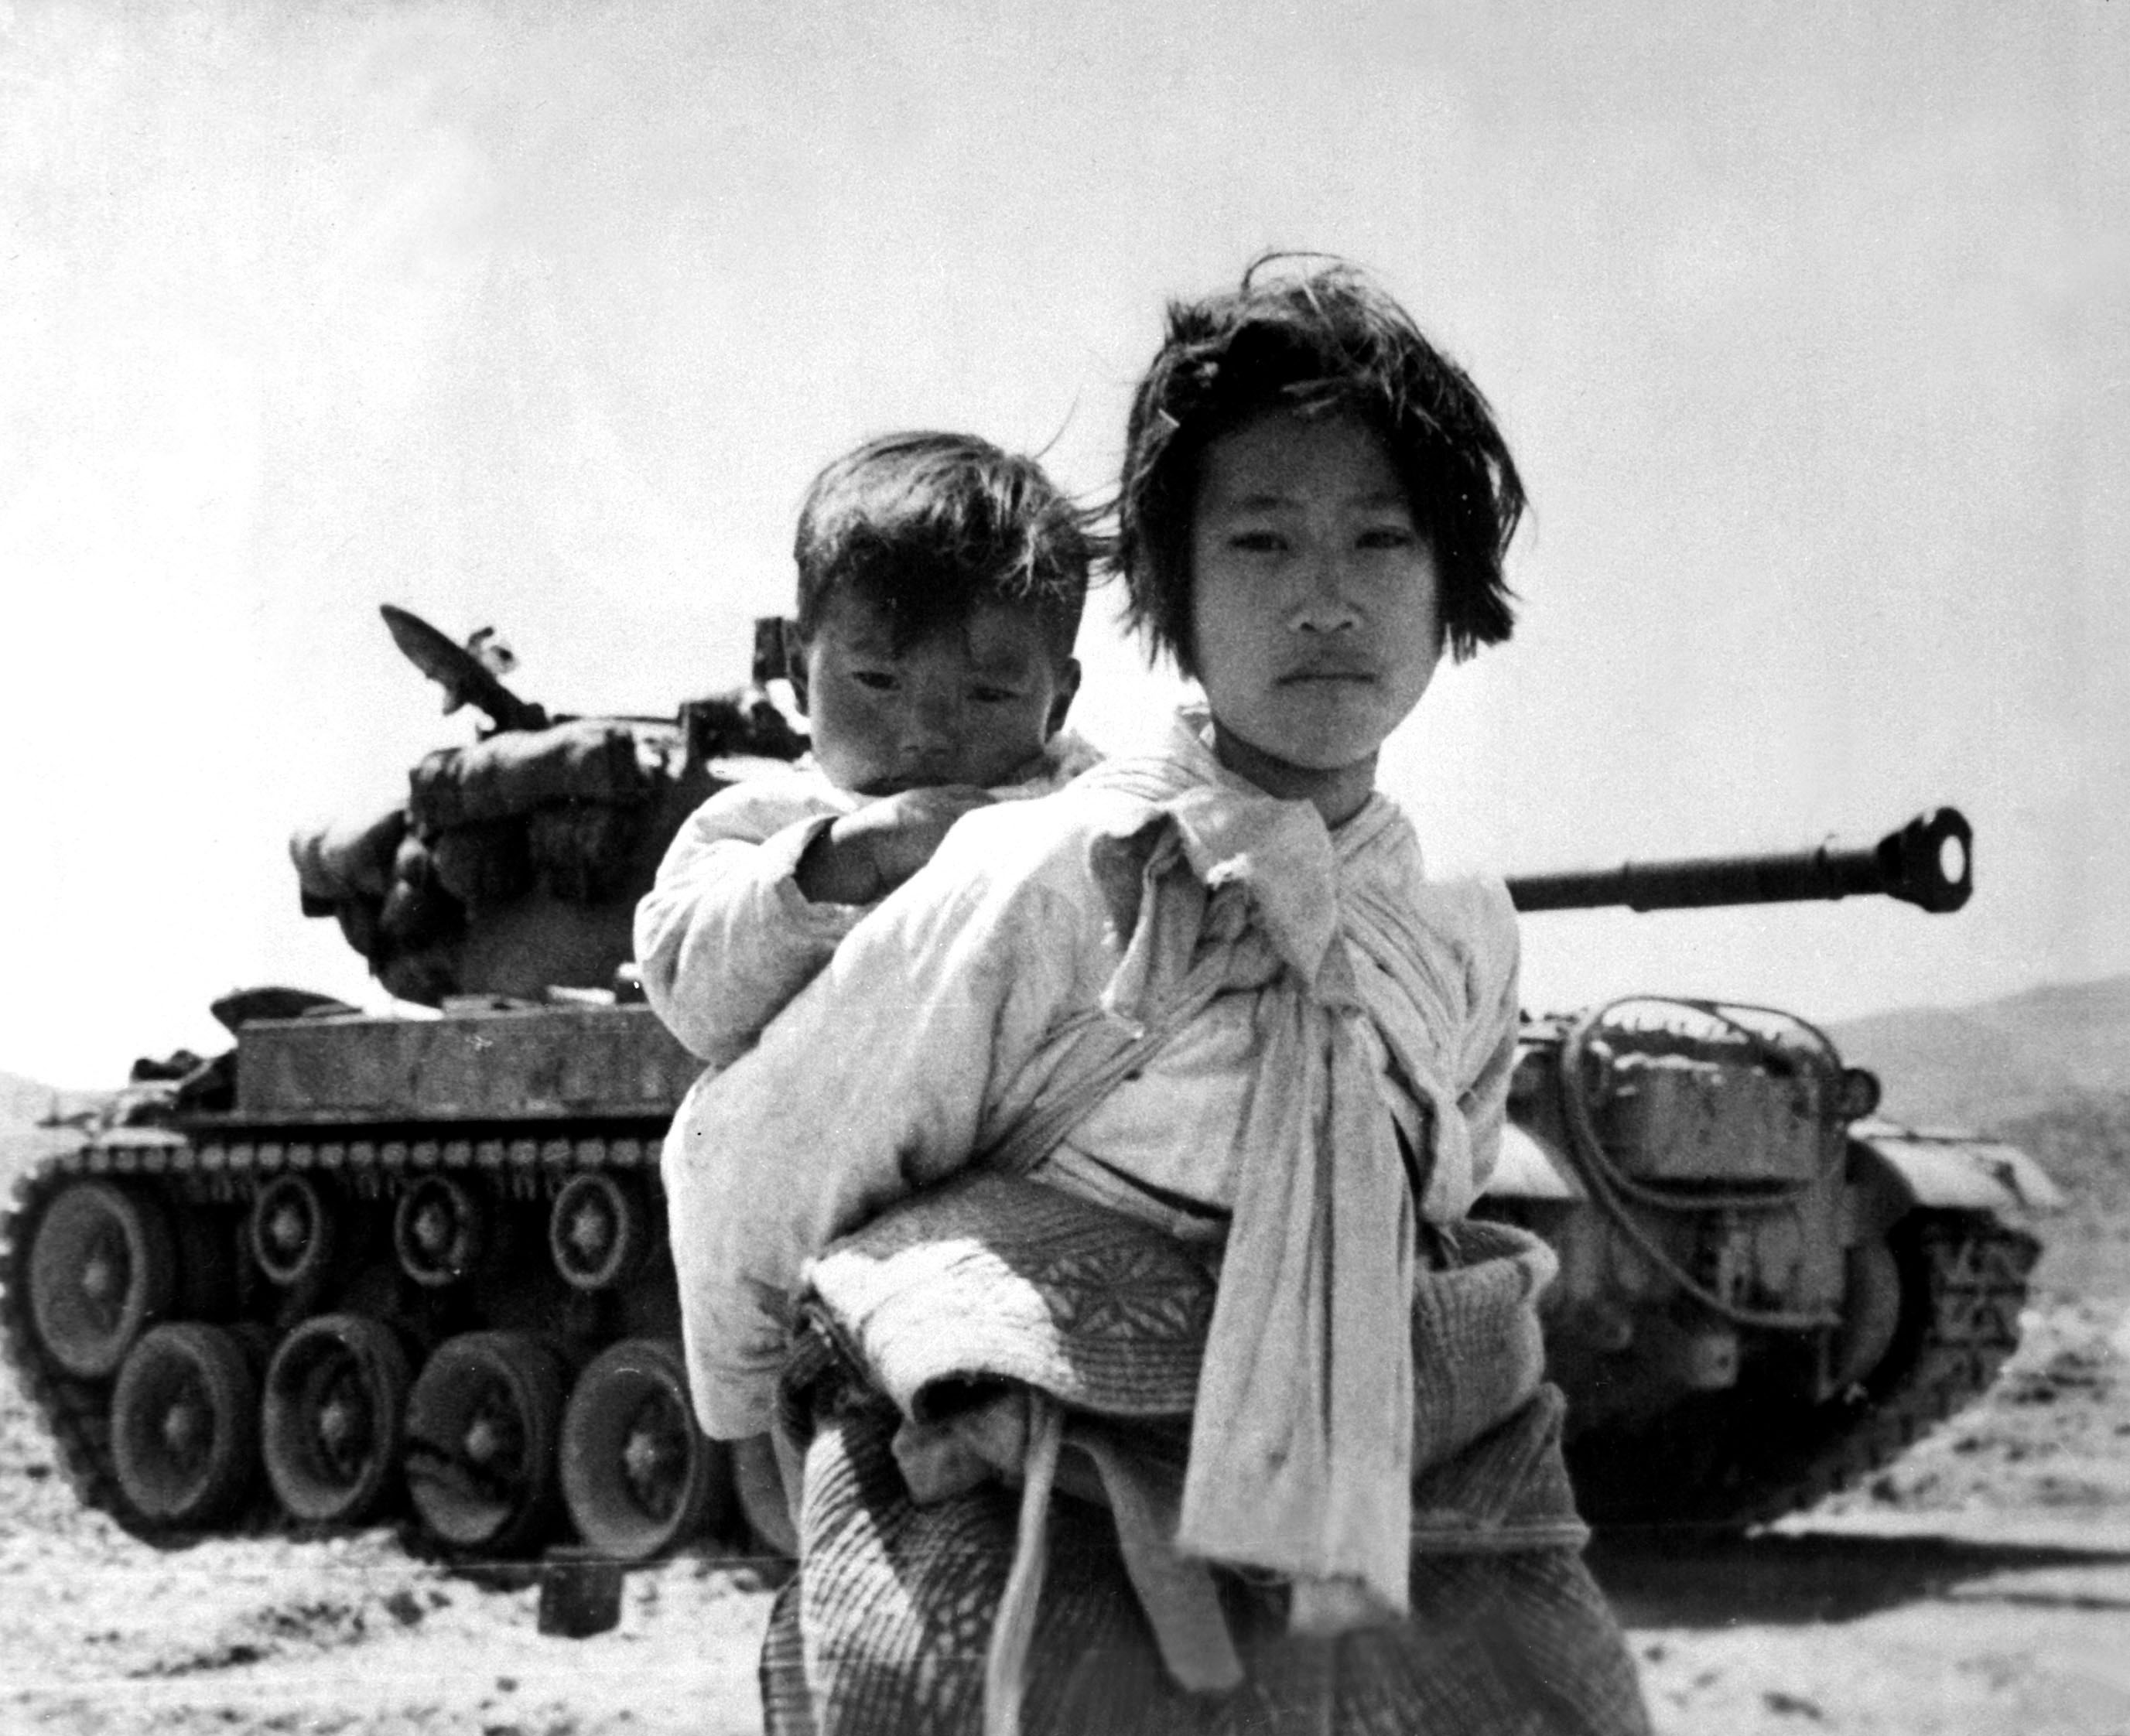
top-left (289, 608), bottom-right (804, 1006)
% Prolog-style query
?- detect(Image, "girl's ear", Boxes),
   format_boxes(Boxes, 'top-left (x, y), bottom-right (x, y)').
top-left (1046, 659), bottom-right (1082, 736)
top-left (782, 620), bottom-right (812, 716)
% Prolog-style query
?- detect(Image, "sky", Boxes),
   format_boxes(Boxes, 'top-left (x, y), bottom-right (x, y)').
top-left (2, 0), bottom-right (2125, 1087)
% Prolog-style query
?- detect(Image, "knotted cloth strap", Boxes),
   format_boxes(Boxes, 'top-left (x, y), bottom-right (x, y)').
top-left (1028, 763), bottom-right (1433, 1619)
top-left (961, 716), bottom-right (1517, 1632)
top-left (1172, 931), bottom-right (1417, 1617)
top-left (983, 1396), bottom-right (1063, 1736)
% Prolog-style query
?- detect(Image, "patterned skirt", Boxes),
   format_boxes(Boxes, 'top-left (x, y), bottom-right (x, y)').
top-left (759, 1388), bottom-right (1651, 1736)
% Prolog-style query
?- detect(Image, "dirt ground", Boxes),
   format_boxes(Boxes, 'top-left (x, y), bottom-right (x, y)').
top-left (2, 1223), bottom-right (2125, 1736)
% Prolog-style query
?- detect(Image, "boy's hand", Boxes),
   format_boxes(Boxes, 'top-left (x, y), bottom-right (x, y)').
top-left (795, 786), bottom-right (996, 904)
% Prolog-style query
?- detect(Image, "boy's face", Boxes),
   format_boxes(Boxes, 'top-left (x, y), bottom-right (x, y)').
top-left (790, 592), bottom-right (1079, 797)
top-left (1188, 408), bottom-right (1443, 813)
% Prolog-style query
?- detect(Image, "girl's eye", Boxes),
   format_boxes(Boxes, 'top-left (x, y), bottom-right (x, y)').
top-left (850, 670), bottom-right (898, 692)
top-left (1229, 529), bottom-right (1287, 555)
top-left (1357, 525), bottom-right (1417, 551)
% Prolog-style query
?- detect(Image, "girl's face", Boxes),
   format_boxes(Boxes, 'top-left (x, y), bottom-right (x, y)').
top-left (1188, 408), bottom-right (1443, 825)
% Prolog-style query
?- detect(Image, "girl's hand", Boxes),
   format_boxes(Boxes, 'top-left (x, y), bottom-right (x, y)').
top-left (796, 786), bottom-right (997, 904)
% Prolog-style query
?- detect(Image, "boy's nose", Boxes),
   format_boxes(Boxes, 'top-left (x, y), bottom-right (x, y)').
top-left (899, 689), bottom-right (964, 757)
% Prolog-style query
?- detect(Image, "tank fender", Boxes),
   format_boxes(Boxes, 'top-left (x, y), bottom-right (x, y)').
top-left (1479, 1123), bottom-right (1587, 1201)
top-left (1845, 1122), bottom-right (2063, 1239)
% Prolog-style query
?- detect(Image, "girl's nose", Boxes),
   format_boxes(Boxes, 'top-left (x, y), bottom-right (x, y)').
top-left (1289, 550), bottom-right (1362, 633)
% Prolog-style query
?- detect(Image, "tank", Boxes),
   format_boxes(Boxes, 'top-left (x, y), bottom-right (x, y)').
top-left (0, 612), bottom-right (2060, 1563)
top-left (0, 607), bottom-right (809, 1565)
top-left (1476, 808), bottom-right (2062, 1530)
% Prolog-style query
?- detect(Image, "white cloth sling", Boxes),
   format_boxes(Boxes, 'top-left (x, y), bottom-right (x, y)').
top-left (971, 718), bottom-right (1501, 1623)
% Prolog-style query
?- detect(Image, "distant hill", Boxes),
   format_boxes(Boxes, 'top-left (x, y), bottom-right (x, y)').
top-left (1827, 973), bottom-right (2130, 1131)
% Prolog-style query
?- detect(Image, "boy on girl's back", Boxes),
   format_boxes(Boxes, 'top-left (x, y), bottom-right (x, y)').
top-left (634, 430), bottom-right (1096, 1071)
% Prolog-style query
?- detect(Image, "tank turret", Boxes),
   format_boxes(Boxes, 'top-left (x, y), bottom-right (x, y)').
top-left (1478, 807), bottom-right (2059, 1531)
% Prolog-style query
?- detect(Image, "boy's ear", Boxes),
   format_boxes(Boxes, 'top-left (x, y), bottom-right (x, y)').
top-left (782, 620), bottom-right (810, 716)
top-left (1045, 658), bottom-right (1082, 736)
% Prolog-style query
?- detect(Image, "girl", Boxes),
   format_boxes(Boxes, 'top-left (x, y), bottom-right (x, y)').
top-left (663, 259), bottom-right (1650, 1735)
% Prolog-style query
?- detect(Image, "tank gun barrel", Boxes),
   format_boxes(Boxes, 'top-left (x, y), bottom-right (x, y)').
top-left (1506, 807), bottom-right (1972, 915)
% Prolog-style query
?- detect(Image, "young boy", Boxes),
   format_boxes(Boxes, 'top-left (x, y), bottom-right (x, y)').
top-left (634, 430), bottom-right (1098, 1070)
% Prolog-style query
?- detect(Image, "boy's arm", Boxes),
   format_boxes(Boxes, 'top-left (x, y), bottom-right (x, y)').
top-left (661, 814), bottom-right (1096, 1438)
top-left (790, 784), bottom-right (998, 904)
top-left (634, 788), bottom-right (866, 1066)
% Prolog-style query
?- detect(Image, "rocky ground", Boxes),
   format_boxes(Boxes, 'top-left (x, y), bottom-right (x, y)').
top-left (1, 1218), bottom-right (2125, 1735)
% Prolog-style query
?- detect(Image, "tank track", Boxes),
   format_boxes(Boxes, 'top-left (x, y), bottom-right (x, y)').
top-left (1568, 1208), bottom-right (2039, 1532)
top-left (0, 1127), bottom-right (660, 1546)
top-left (5, 1136), bottom-right (2039, 1550)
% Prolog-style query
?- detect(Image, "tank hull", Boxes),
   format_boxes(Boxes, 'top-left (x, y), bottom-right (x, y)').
top-left (2, 994), bottom-right (2052, 1556)
top-left (1, 1006), bottom-right (737, 1560)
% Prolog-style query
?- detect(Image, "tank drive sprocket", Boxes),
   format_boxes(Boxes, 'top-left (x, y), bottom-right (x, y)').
top-left (1564, 1210), bottom-right (2039, 1531)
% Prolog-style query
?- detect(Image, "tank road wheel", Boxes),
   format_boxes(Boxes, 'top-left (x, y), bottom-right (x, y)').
top-left (262, 1313), bottom-right (412, 1526)
top-left (549, 1174), bottom-right (654, 1293)
top-left (249, 1174), bottom-right (337, 1289)
top-left (393, 1176), bottom-right (486, 1289)
top-left (404, 1331), bottom-right (568, 1555)
top-left (559, 1338), bottom-right (730, 1560)
top-left (28, 1180), bottom-right (178, 1379)
top-left (109, 1323), bottom-right (260, 1528)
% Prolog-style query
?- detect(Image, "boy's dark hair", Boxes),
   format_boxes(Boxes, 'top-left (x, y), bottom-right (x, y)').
top-left (1116, 257), bottom-right (1525, 675)
top-left (793, 432), bottom-right (1090, 663)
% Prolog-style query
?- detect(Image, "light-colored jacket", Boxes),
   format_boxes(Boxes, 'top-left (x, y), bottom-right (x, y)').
top-left (662, 710), bottom-right (1522, 1614)
top-left (634, 735), bottom-right (1100, 1066)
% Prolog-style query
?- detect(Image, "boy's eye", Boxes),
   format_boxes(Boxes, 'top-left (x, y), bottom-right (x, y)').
top-left (849, 670), bottom-right (899, 692)
top-left (969, 685), bottom-right (1022, 705)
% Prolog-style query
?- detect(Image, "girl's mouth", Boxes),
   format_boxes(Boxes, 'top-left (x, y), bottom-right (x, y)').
top-left (1278, 666), bottom-right (1376, 686)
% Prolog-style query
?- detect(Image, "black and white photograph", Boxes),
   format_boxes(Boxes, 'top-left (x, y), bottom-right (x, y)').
top-left (2, 4), bottom-right (2125, 1731)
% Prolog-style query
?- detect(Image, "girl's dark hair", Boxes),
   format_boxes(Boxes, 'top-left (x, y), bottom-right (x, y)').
top-left (1115, 257), bottom-right (1524, 675)
top-left (794, 431), bottom-right (1090, 663)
